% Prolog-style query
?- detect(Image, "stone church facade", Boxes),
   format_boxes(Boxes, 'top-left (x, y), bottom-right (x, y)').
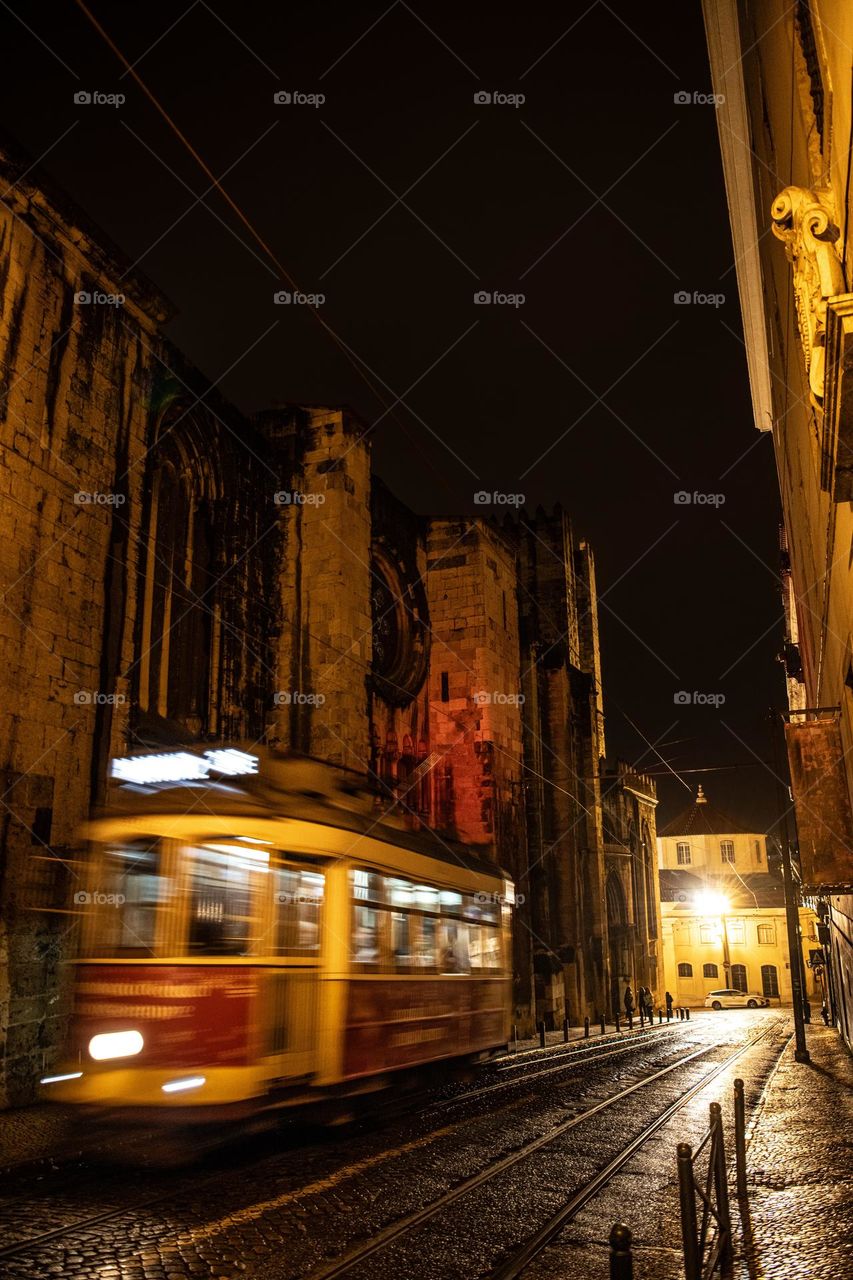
top-left (0, 139), bottom-right (660, 1103)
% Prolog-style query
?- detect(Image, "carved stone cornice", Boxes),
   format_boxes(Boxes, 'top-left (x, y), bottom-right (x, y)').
top-left (771, 185), bottom-right (845, 408)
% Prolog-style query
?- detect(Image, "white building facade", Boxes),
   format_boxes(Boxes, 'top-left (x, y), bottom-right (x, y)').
top-left (658, 788), bottom-right (819, 1008)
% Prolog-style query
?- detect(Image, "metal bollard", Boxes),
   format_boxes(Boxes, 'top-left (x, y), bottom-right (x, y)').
top-left (639, 1005), bottom-right (645, 1027)
top-left (609, 1222), bottom-right (633, 1280)
top-left (686, 1007), bottom-right (690, 1020)
top-left (658, 1008), bottom-right (663, 1024)
top-left (600, 1013), bottom-right (606, 1035)
top-left (563, 1017), bottom-right (569, 1043)
top-left (734, 1078), bottom-right (747, 1201)
top-left (513, 1023), bottom-right (518, 1054)
top-left (666, 1006), bottom-right (671, 1021)
top-left (584, 1015), bottom-right (589, 1038)
top-left (539, 1020), bottom-right (546, 1049)
top-left (711, 1102), bottom-right (733, 1265)
top-left (677, 1142), bottom-right (700, 1280)
top-left (628, 1010), bottom-right (633, 1031)
top-left (615, 1010), bottom-right (621, 1032)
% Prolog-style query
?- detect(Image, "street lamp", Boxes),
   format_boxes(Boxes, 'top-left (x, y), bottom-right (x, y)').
top-left (694, 890), bottom-right (731, 984)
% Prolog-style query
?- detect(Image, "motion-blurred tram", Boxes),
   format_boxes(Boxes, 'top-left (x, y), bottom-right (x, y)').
top-left (43, 748), bottom-right (514, 1132)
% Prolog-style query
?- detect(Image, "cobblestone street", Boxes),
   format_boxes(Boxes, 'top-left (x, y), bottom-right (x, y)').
top-left (2, 4), bottom-right (853, 1278)
top-left (733, 1025), bottom-right (853, 1280)
top-left (2, 1011), bottom-right (844, 1280)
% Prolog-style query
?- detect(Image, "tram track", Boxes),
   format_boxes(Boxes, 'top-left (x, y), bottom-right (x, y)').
top-left (0, 1030), bottom-right (674, 1265)
top-left (496, 1018), bottom-right (680, 1072)
top-left (301, 1016), bottom-right (785, 1280)
top-left (0, 1022), bottom-right (682, 1192)
top-left (427, 1020), bottom-right (683, 1113)
top-left (0, 1018), bottom-right (774, 1272)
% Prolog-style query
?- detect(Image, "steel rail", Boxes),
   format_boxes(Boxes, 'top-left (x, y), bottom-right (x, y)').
top-left (0, 1020), bottom-right (778, 1270)
top-left (0, 1028), bottom-right (684, 1263)
top-left (490, 1022), bottom-right (781, 1278)
top-left (429, 1023), bottom-right (685, 1113)
top-left (304, 1018), bottom-right (783, 1280)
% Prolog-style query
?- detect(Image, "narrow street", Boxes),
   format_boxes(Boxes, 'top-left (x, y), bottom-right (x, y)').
top-left (0, 1012), bottom-right (790, 1280)
top-left (2, 5), bottom-right (853, 1278)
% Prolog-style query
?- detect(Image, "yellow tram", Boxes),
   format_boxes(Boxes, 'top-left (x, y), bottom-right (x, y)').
top-left (43, 748), bottom-right (514, 1127)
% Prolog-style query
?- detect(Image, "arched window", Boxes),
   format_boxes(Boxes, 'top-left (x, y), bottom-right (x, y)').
top-left (678, 962), bottom-right (693, 977)
top-left (140, 422), bottom-right (218, 737)
top-left (761, 964), bottom-right (779, 998)
top-left (731, 964), bottom-right (747, 992)
top-left (703, 963), bottom-right (718, 978)
top-left (628, 821), bottom-right (643, 928)
top-left (606, 871), bottom-right (628, 928)
top-left (642, 822), bottom-right (657, 939)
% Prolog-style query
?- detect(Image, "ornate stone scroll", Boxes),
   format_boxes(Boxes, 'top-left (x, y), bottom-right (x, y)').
top-left (771, 186), bottom-right (845, 409)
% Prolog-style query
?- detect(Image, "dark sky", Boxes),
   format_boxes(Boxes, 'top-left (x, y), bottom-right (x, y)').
top-left (0, 0), bottom-right (788, 830)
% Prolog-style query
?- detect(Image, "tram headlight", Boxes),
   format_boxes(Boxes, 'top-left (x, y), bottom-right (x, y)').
top-left (161, 1075), bottom-right (206, 1094)
top-left (88, 1030), bottom-right (144, 1061)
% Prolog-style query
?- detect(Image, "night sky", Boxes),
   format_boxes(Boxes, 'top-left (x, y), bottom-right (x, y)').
top-left (0, 1), bottom-right (787, 830)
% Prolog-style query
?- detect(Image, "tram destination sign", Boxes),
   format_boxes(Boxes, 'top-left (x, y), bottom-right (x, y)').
top-left (111, 748), bottom-right (259, 787)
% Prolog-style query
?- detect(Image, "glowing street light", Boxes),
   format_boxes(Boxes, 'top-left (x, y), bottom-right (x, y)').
top-left (694, 890), bottom-right (732, 982)
top-left (694, 890), bottom-right (730, 916)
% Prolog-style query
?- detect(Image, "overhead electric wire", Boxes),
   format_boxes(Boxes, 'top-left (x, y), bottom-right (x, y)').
top-left (73, 0), bottom-right (469, 502)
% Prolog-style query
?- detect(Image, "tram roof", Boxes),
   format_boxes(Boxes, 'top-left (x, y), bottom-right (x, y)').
top-left (96, 749), bottom-right (511, 884)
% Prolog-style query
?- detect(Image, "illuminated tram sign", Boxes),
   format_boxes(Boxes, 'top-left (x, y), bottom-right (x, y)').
top-left (110, 749), bottom-right (259, 786)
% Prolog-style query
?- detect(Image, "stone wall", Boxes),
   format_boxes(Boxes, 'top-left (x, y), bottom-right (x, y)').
top-left (0, 142), bottom-right (167, 1104)
top-left (0, 140), bottom-right (628, 1097)
top-left (263, 406), bottom-right (372, 771)
top-left (426, 517), bottom-right (532, 1023)
top-left (602, 764), bottom-right (661, 1015)
top-left (518, 509), bottom-right (609, 1024)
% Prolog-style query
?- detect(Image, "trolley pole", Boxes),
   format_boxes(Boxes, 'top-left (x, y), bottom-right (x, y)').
top-left (769, 708), bottom-right (810, 1064)
top-left (781, 836), bottom-right (810, 1063)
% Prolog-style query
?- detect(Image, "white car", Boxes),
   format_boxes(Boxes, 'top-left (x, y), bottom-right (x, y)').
top-left (704, 989), bottom-right (770, 1010)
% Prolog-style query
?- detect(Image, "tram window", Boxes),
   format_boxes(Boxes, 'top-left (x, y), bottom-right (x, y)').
top-left (387, 878), bottom-right (415, 908)
top-left (466, 894), bottom-right (501, 925)
top-left (348, 869), bottom-right (507, 975)
top-left (391, 911), bottom-right (413, 966)
top-left (273, 867), bottom-right (324, 955)
top-left (352, 906), bottom-right (381, 965)
top-left (88, 842), bottom-right (162, 956)
top-left (413, 884), bottom-right (440, 912)
top-left (440, 890), bottom-right (464, 916)
top-left (412, 915), bottom-right (438, 969)
top-left (470, 925), bottom-right (502, 970)
top-left (352, 869), bottom-right (383, 903)
top-left (186, 847), bottom-right (257, 956)
top-left (439, 921), bottom-right (471, 973)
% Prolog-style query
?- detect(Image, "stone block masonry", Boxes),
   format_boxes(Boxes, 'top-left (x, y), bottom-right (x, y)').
top-left (0, 144), bottom-right (168, 1105)
top-left (0, 138), bottom-right (664, 1098)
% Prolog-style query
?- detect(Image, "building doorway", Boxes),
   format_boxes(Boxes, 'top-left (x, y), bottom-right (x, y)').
top-left (606, 871), bottom-right (630, 1018)
top-left (761, 964), bottom-right (780, 999)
